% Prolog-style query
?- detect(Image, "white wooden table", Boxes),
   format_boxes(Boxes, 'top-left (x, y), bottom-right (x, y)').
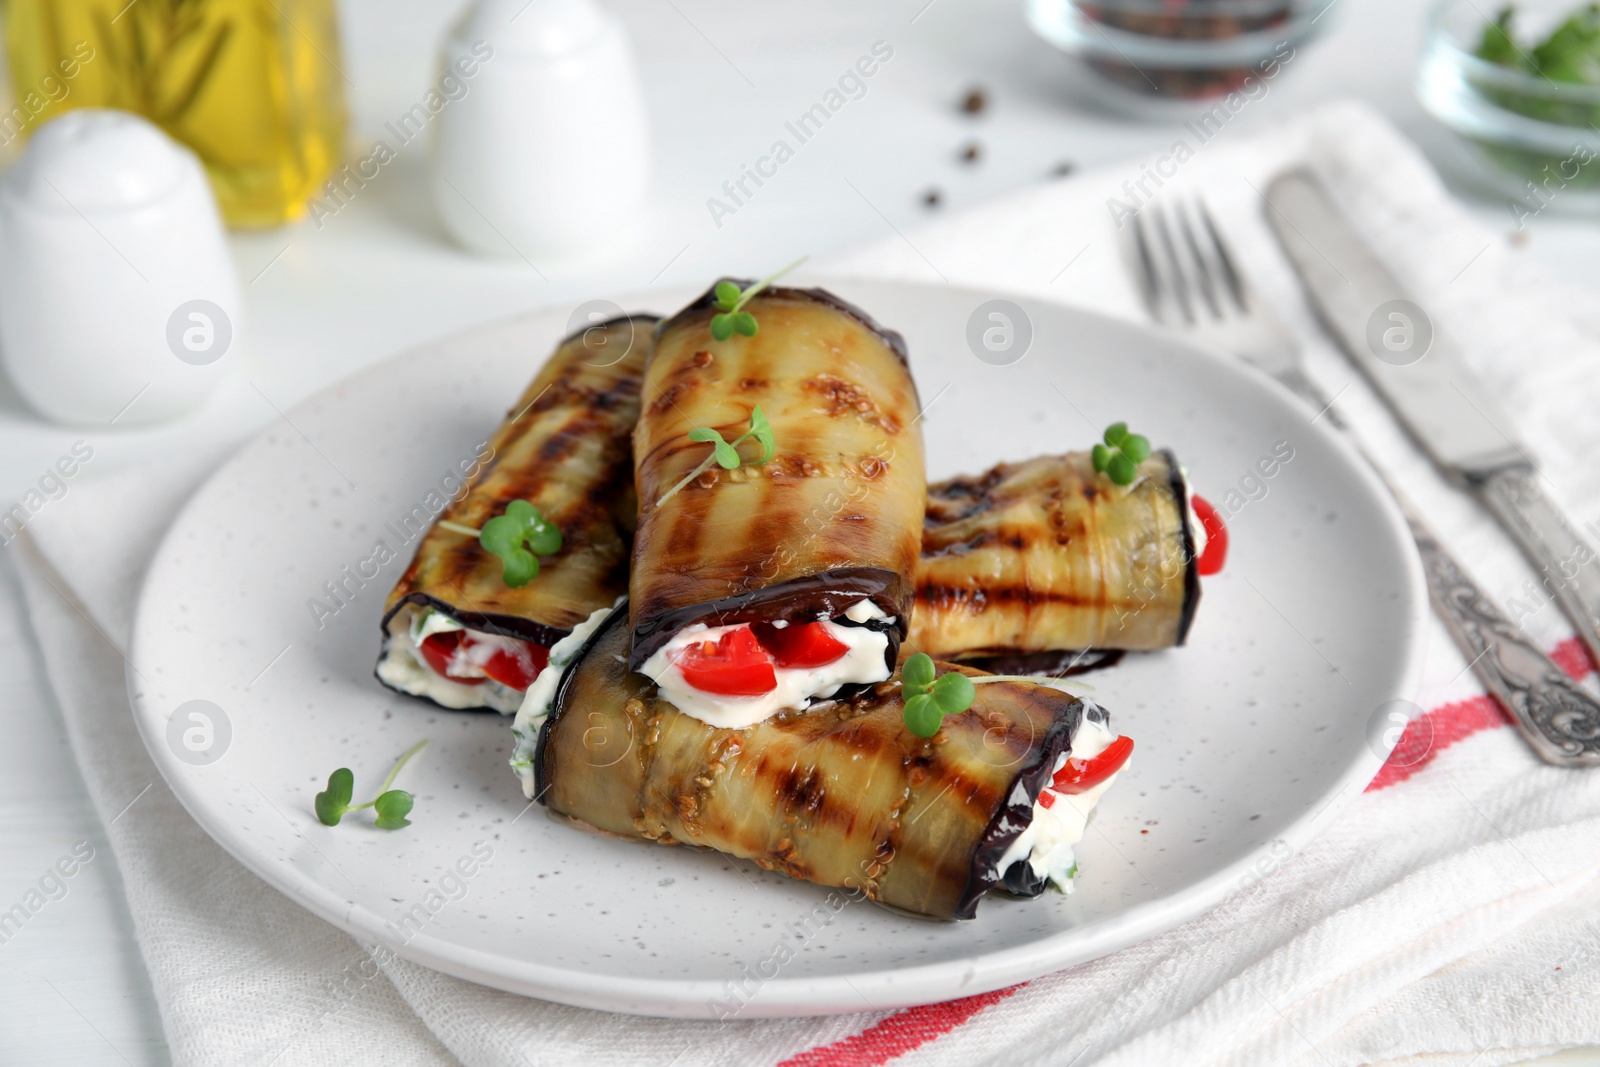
top-left (1, 0), bottom-right (1597, 1062)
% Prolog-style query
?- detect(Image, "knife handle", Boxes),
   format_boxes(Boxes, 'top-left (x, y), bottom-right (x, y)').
top-left (1474, 466), bottom-right (1600, 677)
top-left (1270, 372), bottom-right (1600, 766)
top-left (1405, 505), bottom-right (1600, 767)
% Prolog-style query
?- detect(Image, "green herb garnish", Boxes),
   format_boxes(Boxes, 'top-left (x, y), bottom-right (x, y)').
top-left (900, 652), bottom-right (977, 738)
top-left (1473, 5), bottom-right (1600, 129)
top-left (1532, 4), bottom-right (1600, 82)
top-left (708, 256), bottom-right (808, 341)
top-left (438, 501), bottom-right (562, 588)
top-left (1476, 3), bottom-right (1600, 82)
top-left (656, 405), bottom-right (776, 506)
top-left (1091, 422), bottom-right (1151, 486)
top-left (1477, 6), bottom-right (1526, 68)
top-left (710, 283), bottom-right (759, 340)
top-left (315, 739), bottom-right (428, 830)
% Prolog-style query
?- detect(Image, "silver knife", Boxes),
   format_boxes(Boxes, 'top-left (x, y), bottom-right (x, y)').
top-left (1265, 168), bottom-right (1600, 767)
top-left (1265, 171), bottom-right (1600, 656)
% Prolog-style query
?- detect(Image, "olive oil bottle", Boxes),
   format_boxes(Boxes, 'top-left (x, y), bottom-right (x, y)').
top-left (4, 0), bottom-right (347, 228)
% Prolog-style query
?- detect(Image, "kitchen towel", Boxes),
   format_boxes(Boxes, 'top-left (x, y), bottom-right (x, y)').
top-left (15, 98), bottom-right (1600, 1067)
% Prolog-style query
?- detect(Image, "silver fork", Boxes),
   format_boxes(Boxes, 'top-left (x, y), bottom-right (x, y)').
top-left (1127, 201), bottom-right (1600, 769)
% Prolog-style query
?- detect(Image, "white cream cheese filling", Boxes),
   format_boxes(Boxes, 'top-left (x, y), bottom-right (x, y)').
top-left (639, 599), bottom-right (894, 730)
top-left (996, 703), bottom-right (1127, 894)
top-left (376, 604), bottom-right (525, 715)
top-left (509, 603), bottom-right (618, 798)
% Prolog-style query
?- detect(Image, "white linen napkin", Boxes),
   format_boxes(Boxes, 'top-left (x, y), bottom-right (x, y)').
top-left (15, 98), bottom-right (1600, 1067)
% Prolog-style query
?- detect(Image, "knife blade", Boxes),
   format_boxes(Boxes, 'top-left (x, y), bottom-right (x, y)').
top-left (1264, 167), bottom-right (1600, 677)
top-left (1262, 170), bottom-right (1524, 476)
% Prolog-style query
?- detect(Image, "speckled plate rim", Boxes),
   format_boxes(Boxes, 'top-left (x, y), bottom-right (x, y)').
top-left (127, 278), bottom-right (1428, 1017)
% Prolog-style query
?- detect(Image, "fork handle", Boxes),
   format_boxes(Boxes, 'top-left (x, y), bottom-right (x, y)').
top-left (1280, 377), bottom-right (1600, 767)
top-left (1405, 506), bottom-right (1600, 767)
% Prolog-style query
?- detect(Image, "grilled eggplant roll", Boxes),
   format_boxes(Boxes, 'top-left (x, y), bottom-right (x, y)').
top-left (376, 314), bottom-right (657, 713)
top-left (911, 449), bottom-right (1202, 671)
top-left (513, 603), bottom-right (1129, 920)
top-left (627, 284), bottom-right (926, 729)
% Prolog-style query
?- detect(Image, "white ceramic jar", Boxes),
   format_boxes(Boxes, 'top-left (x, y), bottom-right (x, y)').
top-left (433, 0), bottom-right (650, 259)
top-left (0, 109), bottom-right (242, 426)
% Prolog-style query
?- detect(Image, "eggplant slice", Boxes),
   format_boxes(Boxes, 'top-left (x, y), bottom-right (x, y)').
top-left (529, 603), bottom-right (1091, 921)
top-left (376, 314), bottom-right (657, 712)
top-left (380, 299), bottom-right (1200, 711)
top-left (626, 284), bottom-right (926, 723)
top-left (912, 450), bottom-right (1199, 666)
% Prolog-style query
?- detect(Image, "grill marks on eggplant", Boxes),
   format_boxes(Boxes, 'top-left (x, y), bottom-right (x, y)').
top-left (380, 316), bottom-right (656, 648)
top-left (537, 608), bottom-right (1081, 919)
top-left (917, 582), bottom-right (1115, 609)
top-left (628, 285), bottom-right (925, 666)
top-left (911, 450), bottom-right (1198, 658)
top-left (804, 372), bottom-right (904, 435)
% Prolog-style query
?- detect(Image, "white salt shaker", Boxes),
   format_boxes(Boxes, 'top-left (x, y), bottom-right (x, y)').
top-left (433, 0), bottom-right (650, 258)
top-left (0, 109), bottom-right (242, 426)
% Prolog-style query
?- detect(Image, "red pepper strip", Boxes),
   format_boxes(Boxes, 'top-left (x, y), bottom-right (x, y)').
top-left (419, 632), bottom-right (485, 685)
top-left (1192, 494), bottom-right (1229, 576)
top-left (420, 630), bottom-right (548, 691)
top-left (751, 620), bottom-right (850, 668)
top-left (479, 640), bottom-right (549, 691)
top-left (1052, 734), bottom-right (1134, 795)
top-left (676, 627), bottom-right (778, 697)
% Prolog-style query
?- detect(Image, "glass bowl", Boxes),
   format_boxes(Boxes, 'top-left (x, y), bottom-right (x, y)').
top-left (1026, 0), bottom-right (1333, 118)
top-left (1417, 0), bottom-right (1600, 209)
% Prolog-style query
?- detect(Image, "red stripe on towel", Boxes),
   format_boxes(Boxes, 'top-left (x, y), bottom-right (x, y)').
top-left (781, 640), bottom-right (1595, 1066)
top-left (1550, 635), bottom-right (1597, 681)
top-left (1366, 695), bottom-right (1509, 791)
top-left (777, 985), bottom-right (1022, 1067)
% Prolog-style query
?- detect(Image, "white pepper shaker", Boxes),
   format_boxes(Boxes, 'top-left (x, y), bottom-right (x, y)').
top-left (0, 109), bottom-right (242, 426)
top-left (433, 0), bottom-right (650, 259)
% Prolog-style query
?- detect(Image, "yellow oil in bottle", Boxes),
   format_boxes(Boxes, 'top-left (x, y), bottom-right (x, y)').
top-left (4, 0), bottom-right (347, 228)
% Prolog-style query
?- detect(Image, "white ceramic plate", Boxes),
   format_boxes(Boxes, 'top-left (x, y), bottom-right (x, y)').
top-left (128, 278), bottom-right (1426, 1018)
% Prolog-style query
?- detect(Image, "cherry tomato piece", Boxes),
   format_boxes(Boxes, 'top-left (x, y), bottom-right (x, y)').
top-left (751, 621), bottom-right (850, 668)
top-left (1192, 494), bottom-right (1229, 576)
top-left (1052, 734), bottom-right (1134, 794)
top-left (676, 627), bottom-right (778, 697)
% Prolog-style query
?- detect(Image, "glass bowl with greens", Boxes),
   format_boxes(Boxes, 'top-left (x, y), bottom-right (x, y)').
top-left (1418, 0), bottom-right (1600, 207)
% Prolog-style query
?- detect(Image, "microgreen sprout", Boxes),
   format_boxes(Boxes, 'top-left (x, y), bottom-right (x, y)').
top-left (315, 739), bottom-right (429, 830)
top-left (708, 256), bottom-right (809, 340)
top-left (900, 652), bottom-right (977, 738)
top-left (1091, 422), bottom-right (1151, 487)
top-left (656, 405), bottom-right (776, 506)
top-left (438, 501), bottom-right (562, 588)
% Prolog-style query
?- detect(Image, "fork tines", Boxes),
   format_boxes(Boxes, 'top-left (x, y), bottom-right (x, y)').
top-left (1130, 200), bottom-right (1249, 329)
